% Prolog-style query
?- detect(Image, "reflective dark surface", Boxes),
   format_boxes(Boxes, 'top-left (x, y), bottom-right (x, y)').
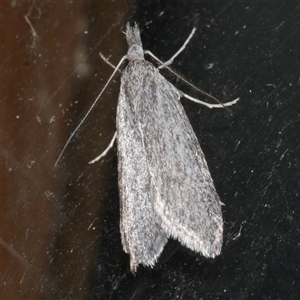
top-left (2, 0), bottom-right (299, 299)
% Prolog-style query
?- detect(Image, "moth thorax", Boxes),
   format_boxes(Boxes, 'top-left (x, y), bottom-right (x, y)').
top-left (127, 45), bottom-right (144, 61)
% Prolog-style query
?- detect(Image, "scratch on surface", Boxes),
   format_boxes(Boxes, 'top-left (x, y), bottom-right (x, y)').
top-left (237, 26), bottom-right (298, 92)
top-left (0, 237), bottom-right (29, 267)
top-left (266, 83), bottom-right (276, 88)
top-left (232, 225), bottom-right (243, 240)
top-left (24, 1), bottom-right (39, 51)
top-left (275, 20), bottom-right (285, 31)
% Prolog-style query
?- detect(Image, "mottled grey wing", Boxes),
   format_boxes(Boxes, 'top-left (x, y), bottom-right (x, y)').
top-left (125, 60), bottom-right (223, 259)
top-left (117, 62), bottom-right (168, 272)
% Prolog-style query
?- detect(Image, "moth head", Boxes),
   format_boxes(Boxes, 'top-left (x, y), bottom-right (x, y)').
top-left (126, 23), bottom-right (143, 47)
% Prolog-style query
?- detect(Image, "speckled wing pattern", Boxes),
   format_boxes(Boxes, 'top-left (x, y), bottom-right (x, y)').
top-left (117, 24), bottom-right (223, 272)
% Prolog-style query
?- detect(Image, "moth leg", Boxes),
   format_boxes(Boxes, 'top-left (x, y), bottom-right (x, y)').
top-left (144, 27), bottom-right (196, 70)
top-left (180, 91), bottom-right (240, 109)
top-left (99, 53), bottom-right (117, 69)
top-left (89, 131), bottom-right (117, 164)
top-left (159, 27), bottom-right (196, 69)
top-left (54, 56), bottom-right (127, 167)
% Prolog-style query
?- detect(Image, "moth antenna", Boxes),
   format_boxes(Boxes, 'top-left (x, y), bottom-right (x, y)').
top-left (145, 50), bottom-right (235, 113)
top-left (54, 55), bottom-right (127, 167)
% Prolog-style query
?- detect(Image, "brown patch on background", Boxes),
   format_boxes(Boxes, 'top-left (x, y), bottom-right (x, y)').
top-left (1, 0), bottom-right (129, 298)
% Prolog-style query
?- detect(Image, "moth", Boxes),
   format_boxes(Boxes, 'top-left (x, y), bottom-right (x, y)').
top-left (113, 24), bottom-right (239, 272)
top-left (56, 23), bottom-right (238, 272)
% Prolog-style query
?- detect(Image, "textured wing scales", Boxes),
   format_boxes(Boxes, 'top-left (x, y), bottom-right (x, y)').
top-left (117, 64), bottom-right (168, 272)
top-left (142, 64), bottom-right (223, 258)
top-left (123, 60), bottom-right (223, 260)
top-left (117, 58), bottom-right (223, 271)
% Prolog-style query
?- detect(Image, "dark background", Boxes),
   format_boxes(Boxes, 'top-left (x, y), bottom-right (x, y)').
top-left (2, 0), bottom-right (299, 299)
